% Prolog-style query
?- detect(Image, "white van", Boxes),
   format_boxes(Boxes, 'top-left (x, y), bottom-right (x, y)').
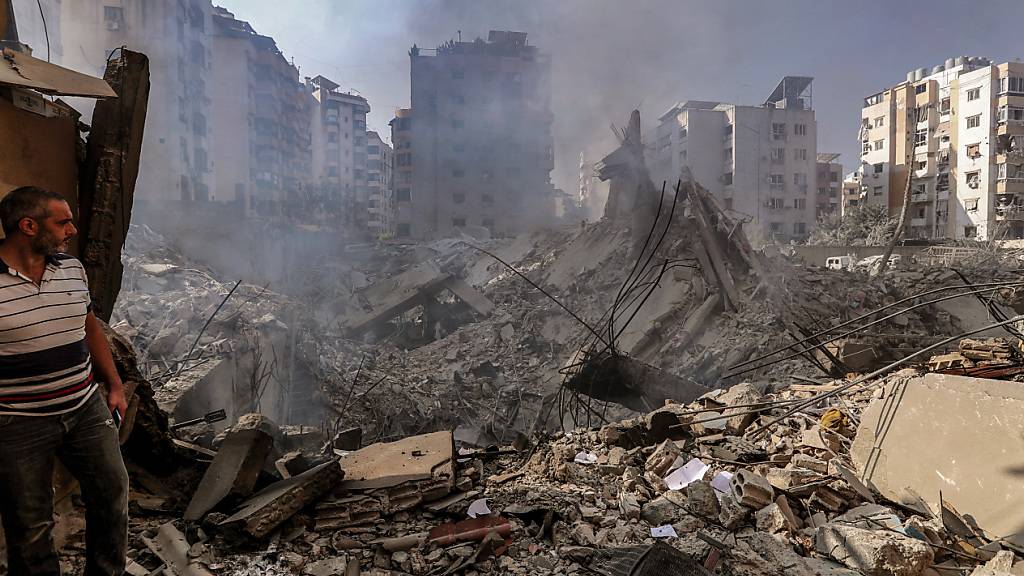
top-left (825, 256), bottom-right (853, 270)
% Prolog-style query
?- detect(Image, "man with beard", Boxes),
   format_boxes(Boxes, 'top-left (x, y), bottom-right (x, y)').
top-left (0, 187), bottom-right (128, 575)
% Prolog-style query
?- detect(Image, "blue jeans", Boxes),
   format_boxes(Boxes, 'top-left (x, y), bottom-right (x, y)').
top-left (0, 391), bottom-right (128, 576)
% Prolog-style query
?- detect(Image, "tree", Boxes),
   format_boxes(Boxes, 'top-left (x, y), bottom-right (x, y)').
top-left (807, 205), bottom-right (896, 246)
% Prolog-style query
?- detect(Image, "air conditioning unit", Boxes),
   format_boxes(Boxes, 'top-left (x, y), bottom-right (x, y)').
top-left (968, 177), bottom-right (980, 189)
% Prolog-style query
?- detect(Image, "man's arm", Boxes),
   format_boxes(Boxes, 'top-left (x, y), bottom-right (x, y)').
top-left (84, 311), bottom-right (127, 417)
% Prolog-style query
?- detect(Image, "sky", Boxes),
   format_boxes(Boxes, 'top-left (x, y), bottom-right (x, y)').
top-left (217, 0), bottom-right (1024, 192)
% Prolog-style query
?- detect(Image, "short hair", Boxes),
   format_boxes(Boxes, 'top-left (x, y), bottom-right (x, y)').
top-left (0, 187), bottom-right (67, 236)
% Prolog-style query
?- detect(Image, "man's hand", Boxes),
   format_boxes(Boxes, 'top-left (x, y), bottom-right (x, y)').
top-left (106, 379), bottom-right (128, 418)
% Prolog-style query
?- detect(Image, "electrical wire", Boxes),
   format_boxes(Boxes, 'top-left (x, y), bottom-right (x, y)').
top-left (35, 0), bottom-right (49, 62)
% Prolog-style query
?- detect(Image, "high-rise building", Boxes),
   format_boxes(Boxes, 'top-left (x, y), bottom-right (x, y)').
top-left (858, 56), bottom-right (1024, 240)
top-left (308, 75), bottom-right (370, 233)
top-left (390, 108), bottom-right (414, 238)
top-left (211, 7), bottom-right (310, 217)
top-left (815, 153), bottom-right (843, 220)
top-left (404, 31), bottom-right (555, 239)
top-left (366, 130), bottom-right (393, 238)
top-left (60, 0), bottom-right (214, 207)
top-left (650, 77), bottom-right (818, 243)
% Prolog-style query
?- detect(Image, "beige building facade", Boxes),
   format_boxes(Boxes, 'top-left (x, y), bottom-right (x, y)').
top-left (366, 130), bottom-right (394, 238)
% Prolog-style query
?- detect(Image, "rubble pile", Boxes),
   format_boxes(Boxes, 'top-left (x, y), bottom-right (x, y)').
top-left (77, 353), bottom-right (1024, 576)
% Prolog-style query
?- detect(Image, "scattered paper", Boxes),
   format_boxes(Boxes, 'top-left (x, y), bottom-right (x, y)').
top-left (664, 457), bottom-right (709, 490)
top-left (574, 451), bottom-right (598, 465)
top-left (711, 471), bottom-right (734, 501)
top-left (650, 524), bottom-right (678, 538)
top-left (467, 498), bottom-right (491, 518)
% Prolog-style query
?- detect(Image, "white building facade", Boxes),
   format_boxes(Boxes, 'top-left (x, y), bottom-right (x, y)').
top-left (651, 77), bottom-right (818, 243)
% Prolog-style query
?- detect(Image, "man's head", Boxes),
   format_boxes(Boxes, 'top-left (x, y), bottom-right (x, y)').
top-left (0, 187), bottom-right (77, 255)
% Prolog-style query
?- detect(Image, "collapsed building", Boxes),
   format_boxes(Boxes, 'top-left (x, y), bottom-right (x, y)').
top-left (7, 6), bottom-right (1024, 569)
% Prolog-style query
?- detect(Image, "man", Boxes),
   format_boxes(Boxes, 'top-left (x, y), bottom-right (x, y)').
top-left (0, 187), bottom-right (128, 575)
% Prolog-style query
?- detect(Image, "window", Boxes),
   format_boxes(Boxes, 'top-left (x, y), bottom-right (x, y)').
top-left (772, 123), bottom-right (786, 140)
top-left (873, 186), bottom-right (883, 197)
top-left (482, 218), bottom-right (495, 229)
top-left (966, 171), bottom-right (981, 189)
top-left (724, 124), bottom-right (733, 137)
top-left (965, 198), bottom-right (979, 212)
top-left (873, 163), bottom-right (884, 174)
top-left (865, 93), bottom-right (884, 107)
top-left (1000, 76), bottom-right (1024, 95)
top-left (793, 173), bottom-right (807, 186)
top-left (830, 172), bottom-right (839, 183)
top-left (397, 223), bottom-right (411, 237)
top-left (875, 116), bottom-right (885, 127)
top-left (849, 199), bottom-right (859, 206)
top-left (998, 106), bottom-right (1024, 123)
top-left (966, 143), bottom-right (981, 158)
top-left (679, 126), bottom-right (688, 139)
top-left (768, 174), bottom-right (784, 186)
top-left (724, 148), bottom-right (733, 162)
top-left (794, 198), bottom-right (807, 210)
top-left (937, 173), bottom-right (950, 191)
top-left (368, 145), bottom-right (380, 155)
top-left (914, 160), bottom-right (927, 171)
top-left (453, 192), bottom-right (465, 204)
top-left (452, 69), bottom-right (465, 80)
top-left (104, 6), bottom-right (124, 25)
top-left (862, 141), bottom-right (872, 154)
top-left (722, 172), bottom-right (733, 185)
top-left (452, 217), bottom-right (466, 227)
top-left (794, 148), bottom-right (807, 161)
top-left (771, 148), bottom-right (786, 163)
top-left (914, 129), bottom-right (927, 147)
top-left (767, 198), bottom-right (784, 209)
top-left (940, 98), bottom-right (951, 115)
top-left (794, 124), bottom-right (807, 136)
top-left (967, 87), bottom-right (981, 101)
top-left (873, 139), bottom-right (884, 151)
top-left (915, 84), bottom-right (927, 94)
top-left (452, 168), bottom-right (465, 178)
top-left (482, 194), bottom-right (494, 205)
top-left (327, 132), bottom-right (338, 144)
top-left (967, 115), bottom-right (981, 129)
top-left (793, 222), bottom-right (807, 235)
top-left (396, 188), bottom-right (411, 201)
top-left (724, 198), bottom-right (733, 210)
top-left (769, 222), bottom-right (783, 233)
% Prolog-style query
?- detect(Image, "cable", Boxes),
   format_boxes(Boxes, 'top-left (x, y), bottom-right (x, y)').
top-left (728, 279), bottom-right (1024, 373)
top-left (35, 0), bottom-right (49, 62)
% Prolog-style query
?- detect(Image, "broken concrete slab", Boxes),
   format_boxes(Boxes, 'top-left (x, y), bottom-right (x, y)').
top-left (816, 523), bottom-right (934, 576)
top-left (184, 414), bottom-right (278, 521)
top-left (338, 430), bottom-right (455, 491)
top-left (220, 459), bottom-right (343, 540)
top-left (442, 278), bottom-right (495, 316)
top-left (565, 351), bottom-right (710, 413)
top-left (852, 373), bottom-right (1024, 548)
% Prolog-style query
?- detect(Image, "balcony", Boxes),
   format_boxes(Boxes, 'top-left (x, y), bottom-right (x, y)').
top-left (911, 192), bottom-right (930, 203)
top-left (996, 205), bottom-right (1024, 221)
top-left (997, 119), bottom-right (1024, 136)
top-left (997, 178), bottom-right (1024, 194)
top-left (910, 217), bottom-right (928, 227)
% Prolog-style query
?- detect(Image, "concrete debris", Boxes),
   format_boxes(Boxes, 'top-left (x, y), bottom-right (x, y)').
top-left (816, 523), bottom-right (934, 576)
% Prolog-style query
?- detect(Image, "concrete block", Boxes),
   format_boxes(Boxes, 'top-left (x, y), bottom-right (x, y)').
top-left (274, 451), bottom-right (309, 479)
top-left (730, 469), bottom-right (774, 508)
top-left (184, 415), bottom-right (278, 521)
top-left (852, 373), bottom-right (1024, 548)
top-left (644, 439), bottom-right (681, 477)
top-left (755, 496), bottom-right (801, 534)
top-left (816, 523), bottom-right (934, 576)
top-left (718, 492), bottom-right (751, 530)
top-left (716, 382), bottom-right (765, 434)
top-left (640, 495), bottom-right (686, 526)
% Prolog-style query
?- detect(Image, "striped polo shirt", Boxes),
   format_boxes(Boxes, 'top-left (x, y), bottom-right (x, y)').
top-left (0, 253), bottom-right (95, 416)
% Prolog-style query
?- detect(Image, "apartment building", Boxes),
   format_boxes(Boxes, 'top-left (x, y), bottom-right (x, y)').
top-left (841, 172), bottom-right (863, 217)
top-left (815, 153), bottom-right (842, 219)
top-left (366, 130), bottom-right (394, 238)
top-left (61, 0), bottom-right (214, 207)
top-left (857, 56), bottom-right (1024, 240)
top-left (390, 108), bottom-right (414, 238)
top-left (308, 75), bottom-right (370, 233)
top-left (404, 30), bottom-right (556, 239)
top-left (650, 77), bottom-right (818, 243)
top-left (211, 7), bottom-right (310, 217)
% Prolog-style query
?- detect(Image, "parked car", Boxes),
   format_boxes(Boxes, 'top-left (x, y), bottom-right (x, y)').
top-left (825, 256), bottom-right (854, 271)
